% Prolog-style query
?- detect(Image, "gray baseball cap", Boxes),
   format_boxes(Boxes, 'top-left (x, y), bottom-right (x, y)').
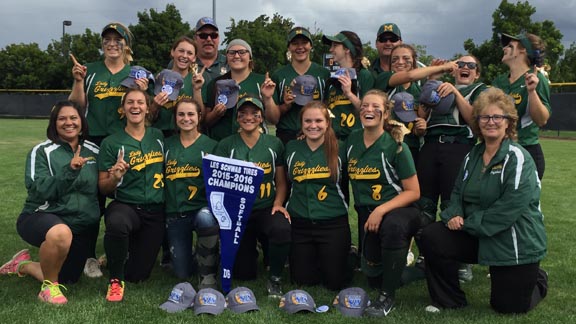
top-left (159, 282), bottom-right (196, 313)
top-left (193, 288), bottom-right (226, 315)
top-left (279, 290), bottom-right (316, 314)
top-left (332, 287), bottom-right (369, 317)
top-left (226, 287), bottom-right (260, 314)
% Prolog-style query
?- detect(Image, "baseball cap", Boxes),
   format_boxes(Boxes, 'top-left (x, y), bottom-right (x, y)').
top-left (215, 79), bottom-right (240, 109)
top-left (196, 17), bottom-right (218, 31)
top-left (332, 287), bottom-right (370, 317)
top-left (500, 32), bottom-right (534, 57)
top-left (420, 80), bottom-right (455, 115)
top-left (292, 75), bottom-right (318, 106)
top-left (322, 32), bottom-right (357, 57)
top-left (102, 23), bottom-right (133, 47)
top-left (225, 287), bottom-right (260, 314)
top-left (279, 290), bottom-right (316, 314)
top-left (121, 66), bottom-right (154, 89)
top-left (159, 282), bottom-right (196, 313)
top-left (377, 23), bottom-right (402, 39)
top-left (237, 96), bottom-right (264, 111)
top-left (193, 288), bottom-right (226, 315)
top-left (154, 69), bottom-right (184, 101)
top-left (391, 92), bottom-right (417, 123)
top-left (287, 27), bottom-right (312, 44)
top-left (331, 67), bottom-right (357, 80)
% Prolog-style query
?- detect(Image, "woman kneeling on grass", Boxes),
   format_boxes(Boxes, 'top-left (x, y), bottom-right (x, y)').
top-left (0, 101), bottom-right (100, 305)
top-left (421, 87), bottom-right (548, 314)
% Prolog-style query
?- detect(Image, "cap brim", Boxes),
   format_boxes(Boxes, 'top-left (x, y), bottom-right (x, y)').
top-left (500, 33), bottom-right (518, 47)
top-left (194, 306), bottom-right (224, 315)
top-left (229, 304), bottom-right (260, 314)
top-left (121, 79), bottom-right (138, 89)
top-left (322, 35), bottom-right (339, 45)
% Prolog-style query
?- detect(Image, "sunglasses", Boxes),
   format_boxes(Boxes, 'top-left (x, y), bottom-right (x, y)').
top-left (378, 35), bottom-right (400, 43)
top-left (226, 49), bottom-right (250, 56)
top-left (456, 61), bottom-right (478, 69)
top-left (197, 32), bottom-right (219, 40)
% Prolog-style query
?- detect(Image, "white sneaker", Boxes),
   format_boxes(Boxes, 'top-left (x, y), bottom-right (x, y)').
top-left (425, 305), bottom-right (441, 313)
top-left (84, 258), bottom-right (103, 278)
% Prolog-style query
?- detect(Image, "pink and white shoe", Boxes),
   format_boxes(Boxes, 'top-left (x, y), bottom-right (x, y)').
top-left (0, 249), bottom-right (31, 276)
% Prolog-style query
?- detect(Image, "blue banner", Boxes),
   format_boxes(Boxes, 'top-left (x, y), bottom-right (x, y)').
top-left (202, 154), bottom-right (264, 293)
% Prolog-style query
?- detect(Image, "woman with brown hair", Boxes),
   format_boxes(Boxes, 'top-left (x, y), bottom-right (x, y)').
top-left (285, 101), bottom-right (350, 290)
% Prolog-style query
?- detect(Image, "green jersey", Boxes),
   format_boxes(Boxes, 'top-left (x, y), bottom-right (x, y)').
top-left (83, 61), bottom-right (131, 136)
top-left (98, 127), bottom-right (165, 205)
top-left (153, 72), bottom-right (197, 132)
top-left (271, 62), bottom-right (330, 134)
top-left (164, 134), bottom-right (216, 214)
top-left (285, 139), bottom-right (348, 220)
top-left (197, 54), bottom-right (228, 84)
top-left (23, 140), bottom-right (100, 232)
top-left (325, 68), bottom-right (374, 140)
top-left (492, 71), bottom-right (551, 146)
top-left (375, 71), bottom-right (422, 150)
top-left (214, 133), bottom-right (285, 210)
top-left (425, 82), bottom-right (487, 139)
top-left (203, 73), bottom-right (265, 141)
top-left (346, 129), bottom-right (416, 207)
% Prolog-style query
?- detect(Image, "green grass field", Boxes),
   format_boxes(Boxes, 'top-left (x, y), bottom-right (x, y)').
top-left (0, 119), bottom-right (575, 323)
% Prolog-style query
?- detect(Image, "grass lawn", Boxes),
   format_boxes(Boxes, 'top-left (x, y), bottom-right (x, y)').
top-left (0, 119), bottom-right (575, 323)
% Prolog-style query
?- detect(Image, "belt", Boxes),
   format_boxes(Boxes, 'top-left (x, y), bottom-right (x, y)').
top-left (129, 203), bottom-right (164, 212)
top-left (426, 135), bottom-right (474, 145)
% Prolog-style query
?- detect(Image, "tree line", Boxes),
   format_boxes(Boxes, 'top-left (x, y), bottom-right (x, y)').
top-left (0, 1), bottom-right (573, 90)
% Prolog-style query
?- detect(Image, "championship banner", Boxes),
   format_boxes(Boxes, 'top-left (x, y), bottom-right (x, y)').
top-left (202, 154), bottom-right (264, 293)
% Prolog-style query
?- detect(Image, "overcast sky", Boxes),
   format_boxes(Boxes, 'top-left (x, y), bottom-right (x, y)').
top-left (1, 0), bottom-right (575, 59)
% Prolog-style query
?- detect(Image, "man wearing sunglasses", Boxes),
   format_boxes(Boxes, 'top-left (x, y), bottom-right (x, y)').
top-left (193, 17), bottom-right (228, 83)
top-left (372, 23), bottom-right (404, 75)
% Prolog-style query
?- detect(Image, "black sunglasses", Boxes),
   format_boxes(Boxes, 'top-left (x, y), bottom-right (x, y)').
top-left (197, 32), bottom-right (219, 40)
top-left (378, 34), bottom-right (400, 43)
top-left (456, 61), bottom-right (478, 69)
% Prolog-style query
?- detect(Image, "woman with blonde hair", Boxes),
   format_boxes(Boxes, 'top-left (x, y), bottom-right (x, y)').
top-left (421, 87), bottom-right (548, 314)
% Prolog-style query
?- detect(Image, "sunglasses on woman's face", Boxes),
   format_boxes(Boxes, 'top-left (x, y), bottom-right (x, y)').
top-left (456, 61), bottom-right (478, 69)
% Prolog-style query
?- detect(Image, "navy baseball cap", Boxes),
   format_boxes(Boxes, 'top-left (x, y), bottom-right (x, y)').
top-left (215, 79), bottom-right (240, 109)
top-left (392, 92), bottom-right (418, 123)
top-left (333, 287), bottom-right (370, 317)
top-left (121, 66), bottom-right (154, 89)
top-left (420, 80), bottom-right (455, 115)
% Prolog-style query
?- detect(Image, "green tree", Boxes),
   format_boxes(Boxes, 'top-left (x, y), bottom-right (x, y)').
top-left (554, 42), bottom-right (576, 83)
top-left (464, 0), bottom-right (563, 83)
top-left (130, 4), bottom-right (193, 73)
top-left (44, 30), bottom-right (102, 89)
top-left (224, 14), bottom-right (295, 74)
top-left (0, 43), bottom-right (52, 89)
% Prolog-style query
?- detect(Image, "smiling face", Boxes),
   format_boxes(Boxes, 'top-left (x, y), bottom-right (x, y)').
top-left (288, 36), bottom-right (312, 63)
top-left (171, 40), bottom-right (196, 73)
top-left (56, 106), bottom-right (82, 144)
top-left (478, 104), bottom-right (509, 143)
top-left (122, 90), bottom-right (148, 125)
top-left (101, 30), bottom-right (126, 60)
top-left (391, 47), bottom-right (415, 72)
top-left (237, 104), bottom-right (262, 133)
top-left (501, 40), bottom-right (525, 66)
top-left (175, 101), bottom-right (200, 133)
top-left (376, 32), bottom-right (402, 58)
top-left (329, 42), bottom-right (348, 65)
top-left (226, 44), bottom-right (251, 72)
top-left (301, 107), bottom-right (328, 143)
top-left (454, 55), bottom-right (480, 85)
top-left (360, 93), bottom-right (388, 129)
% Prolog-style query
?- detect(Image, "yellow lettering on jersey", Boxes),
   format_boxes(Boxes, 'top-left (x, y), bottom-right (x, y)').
top-left (327, 92), bottom-right (352, 110)
top-left (292, 161), bottom-right (331, 182)
top-left (511, 93), bottom-right (522, 105)
top-left (129, 150), bottom-right (164, 171)
top-left (254, 162), bottom-right (272, 175)
top-left (94, 81), bottom-right (126, 100)
top-left (153, 173), bottom-right (164, 189)
top-left (188, 186), bottom-right (198, 200)
top-left (348, 158), bottom-right (381, 180)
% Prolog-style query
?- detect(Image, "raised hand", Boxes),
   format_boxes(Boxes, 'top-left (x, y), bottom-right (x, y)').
top-left (108, 147), bottom-right (130, 180)
top-left (192, 66), bottom-right (206, 91)
top-left (260, 72), bottom-right (276, 99)
top-left (70, 145), bottom-right (88, 170)
top-left (70, 53), bottom-right (87, 82)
